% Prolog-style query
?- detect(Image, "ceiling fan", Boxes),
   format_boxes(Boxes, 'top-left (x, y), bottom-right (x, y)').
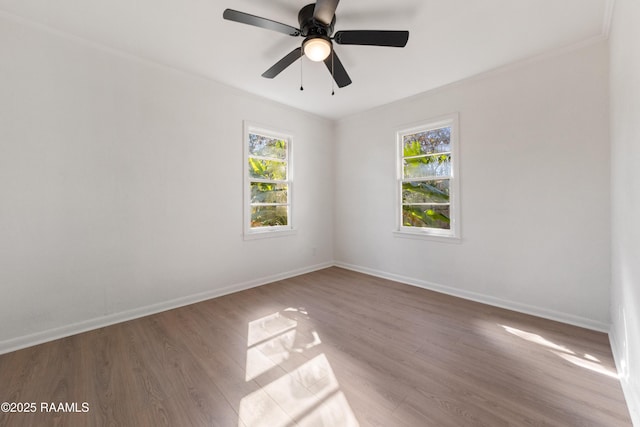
top-left (223, 0), bottom-right (409, 89)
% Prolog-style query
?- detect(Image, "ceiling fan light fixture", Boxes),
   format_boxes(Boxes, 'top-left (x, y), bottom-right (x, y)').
top-left (303, 37), bottom-right (331, 62)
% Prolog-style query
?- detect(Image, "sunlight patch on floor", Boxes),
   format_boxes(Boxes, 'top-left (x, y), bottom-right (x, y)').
top-left (552, 351), bottom-right (619, 379)
top-left (248, 312), bottom-right (297, 347)
top-left (584, 353), bottom-right (600, 362)
top-left (246, 329), bottom-right (300, 381)
top-left (240, 310), bottom-right (359, 427)
top-left (296, 391), bottom-right (360, 427)
top-left (246, 344), bottom-right (281, 382)
top-left (499, 324), bottom-right (619, 379)
top-left (237, 387), bottom-right (293, 427)
top-left (246, 309), bottom-right (323, 381)
top-left (500, 325), bottom-right (575, 354)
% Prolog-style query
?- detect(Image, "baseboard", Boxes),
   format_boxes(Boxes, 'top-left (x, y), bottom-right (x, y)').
top-left (334, 262), bottom-right (610, 333)
top-left (0, 260), bottom-right (612, 355)
top-left (610, 330), bottom-right (640, 426)
top-left (0, 261), bottom-right (333, 355)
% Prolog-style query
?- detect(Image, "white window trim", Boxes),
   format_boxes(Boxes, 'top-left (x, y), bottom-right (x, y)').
top-left (243, 121), bottom-right (296, 240)
top-left (393, 112), bottom-right (461, 242)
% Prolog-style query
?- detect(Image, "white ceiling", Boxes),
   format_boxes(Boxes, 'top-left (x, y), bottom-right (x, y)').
top-left (0, 0), bottom-right (611, 119)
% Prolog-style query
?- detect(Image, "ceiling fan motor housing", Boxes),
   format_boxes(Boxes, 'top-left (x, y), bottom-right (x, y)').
top-left (298, 3), bottom-right (335, 37)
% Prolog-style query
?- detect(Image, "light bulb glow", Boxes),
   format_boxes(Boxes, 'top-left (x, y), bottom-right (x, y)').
top-left (303, 38), bottom-right (331, 62)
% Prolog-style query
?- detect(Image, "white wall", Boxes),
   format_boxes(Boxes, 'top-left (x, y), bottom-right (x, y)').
top-left (334, 42), bottom-right (611, 330)
top-left (0, 14), bottom-right (334, 353)
top-left (609, 0), bottom-right (640, 423)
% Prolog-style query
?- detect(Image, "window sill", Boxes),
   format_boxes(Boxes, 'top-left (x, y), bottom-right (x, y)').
top-left (243, 228), bottom-right (298, 241)
top-left (392, 229), bottom-right (461, 244)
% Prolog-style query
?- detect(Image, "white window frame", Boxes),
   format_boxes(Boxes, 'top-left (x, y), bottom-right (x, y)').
top-left (243, 121), bottom-right (295, 240)
top-left (394, 113), bottom-right (461, 242)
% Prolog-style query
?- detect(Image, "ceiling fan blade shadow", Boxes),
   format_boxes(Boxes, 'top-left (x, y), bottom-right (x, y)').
top-left (223, 9), bottom-right (300, 36)
top-left (266, 0), bottom-right (300, 16)
top-left (323, 50), bottom-right (352, 88)
top-left (334, 31), bottom-right (409, 47)
top-left (313, 0), bottom-right (340, 26)
top-left (337, 8), bottom-right (415, 24)
top-left (262, 47), bottom-right (304, 78)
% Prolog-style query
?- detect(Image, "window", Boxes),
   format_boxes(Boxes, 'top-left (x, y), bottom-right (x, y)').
top-left (395, 113), bottom-right (460, 240)
top-left (244, 122), bottom-right (294, 239)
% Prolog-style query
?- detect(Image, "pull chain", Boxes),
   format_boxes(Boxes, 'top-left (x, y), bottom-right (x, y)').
top-left (331, 48), bottom-right (335, 96)
top-left (300, 48), bottom-right (304, 91)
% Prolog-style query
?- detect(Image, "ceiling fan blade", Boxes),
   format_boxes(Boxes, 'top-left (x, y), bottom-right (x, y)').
top-left (223, 9), bottom-right (300, 36)
top-left (323, 50), bottom-right (352, 88)
top-left (334, 30), bottom-right (409, 47)
top-left (313, 0), bottom-right (340, 26)
top-left (262, 47), bottom-right (304, 79)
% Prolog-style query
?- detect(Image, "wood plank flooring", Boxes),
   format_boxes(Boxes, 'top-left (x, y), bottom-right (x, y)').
top-left (0, 267), bottom-right (632, 426)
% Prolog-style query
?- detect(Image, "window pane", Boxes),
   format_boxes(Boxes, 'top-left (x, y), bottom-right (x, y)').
top-left (402, 205), bottom-right (450, 229)
top-left (248, 158), bottom-right (287, 180)
top-left (403, 154), bottom-right (451, 179)
top-left (251, 205), bottom-right (288, 228)
top-left (403, 126), bottom-right (451, 156)
top-left (249, 133), bottom-right (287, 159)
top-left (402, 180), bottom-right (449, 204)
top-left (250, 183), bottom-right (288, 204)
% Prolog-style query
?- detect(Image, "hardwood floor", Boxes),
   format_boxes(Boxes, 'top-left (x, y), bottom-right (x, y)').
top-left (0, 267), bottom-right (632, 426)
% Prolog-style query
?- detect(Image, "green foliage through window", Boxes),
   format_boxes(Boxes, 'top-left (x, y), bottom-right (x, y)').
top-left (251, 183), bottom-right (288, 204)
top-left (247, 131), bottom-right (290, 229)
top-left (400, 125), bottom-right (453, 231)
top-left (403, 126), bottom-right (451, 157)
top-left (402, 180), bottom-right (450, 204)
top-left (402, 205), bottom-right (450, 229)
top-left (249, 158), bottom-right (287, 180)
top-left (251, 206), bottom-right (288, 227)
